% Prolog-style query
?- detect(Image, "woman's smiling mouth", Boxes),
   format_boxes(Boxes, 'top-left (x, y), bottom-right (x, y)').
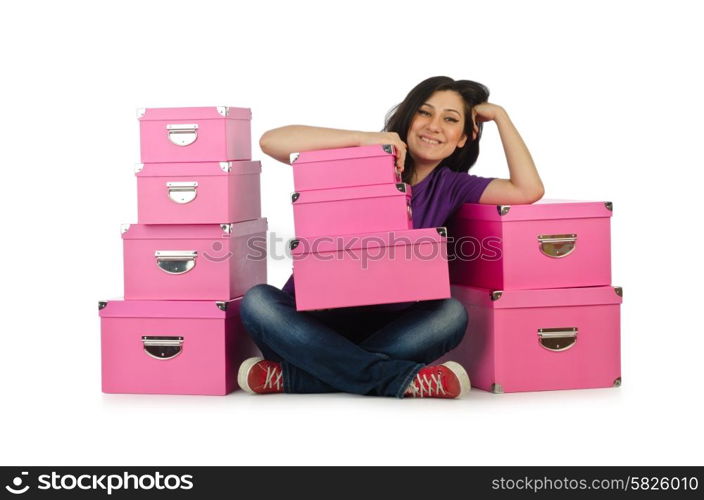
top-left (420, 135), bottom-right (442, 145)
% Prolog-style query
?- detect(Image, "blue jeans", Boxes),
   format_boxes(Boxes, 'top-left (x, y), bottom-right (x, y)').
top-left (239, 284), bottom-right (468, 398)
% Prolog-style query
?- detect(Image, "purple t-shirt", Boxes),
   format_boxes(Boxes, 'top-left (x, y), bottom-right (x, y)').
top-left (281, 164), bottom-right (494, 306)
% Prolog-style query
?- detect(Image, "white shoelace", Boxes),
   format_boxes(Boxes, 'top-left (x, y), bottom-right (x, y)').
top-left (263, 366), bottom-right (283, 391)
top-left (407, 372), bottom-right (446, 397)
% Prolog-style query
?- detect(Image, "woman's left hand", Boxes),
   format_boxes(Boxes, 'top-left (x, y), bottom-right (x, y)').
top-left (471, 102), bottom-right (506, 138)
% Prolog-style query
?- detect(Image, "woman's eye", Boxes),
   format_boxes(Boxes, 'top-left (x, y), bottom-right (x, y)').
top-left (418, 109), bottom-right (430, 116)
top-left (445, 117), bottom-right (459, 123)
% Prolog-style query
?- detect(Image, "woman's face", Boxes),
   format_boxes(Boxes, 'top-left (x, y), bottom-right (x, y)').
top-left (406, 90), bottom-right (469, 167)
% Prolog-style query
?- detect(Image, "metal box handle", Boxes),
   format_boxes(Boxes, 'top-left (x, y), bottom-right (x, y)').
top-left (166, 181), bottom-right (198, 204)
top-left (166, 124), bottom-right (198, 146)
top-left (154, 250), bottom-right (197, 274)
top-left (407, 200), bottom-right (413, 219)
top-left (537, 233), bottom-right (577, 258)
top-left (142, 336), bottom-right (184, 360)
top-left (538, 327), bottom-right (578, 352)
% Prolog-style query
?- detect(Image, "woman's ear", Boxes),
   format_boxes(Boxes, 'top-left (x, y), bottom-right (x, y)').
top-left (458, 133), bottom-right (468, 148)
top-left (470, 108), bottom-right (479, 141)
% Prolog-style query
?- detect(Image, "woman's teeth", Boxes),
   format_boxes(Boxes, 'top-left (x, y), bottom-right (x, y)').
top-left (420, 137), bottom-right (440, 145)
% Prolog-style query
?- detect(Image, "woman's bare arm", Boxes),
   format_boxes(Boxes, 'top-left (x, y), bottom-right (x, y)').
top-left (259, 125), bottom-right (408, 170)
top-left (474, 104), bottom-right (545, 204)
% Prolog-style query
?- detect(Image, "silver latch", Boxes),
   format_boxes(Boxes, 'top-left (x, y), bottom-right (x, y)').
top-left (497, 205), bottom-right (511, 216)
top-left (166, 124), bottom-right (199, 146)
top-left (154, 250), bottom-right (197, 274)
top-left (538, 327), bottom-right (578, 352)
top-left (538, 234), bottom-right (577, 258)
top-left (166, 181), bottom-right (198, 204)
top-left (142, 336), bottom-right (184, 360)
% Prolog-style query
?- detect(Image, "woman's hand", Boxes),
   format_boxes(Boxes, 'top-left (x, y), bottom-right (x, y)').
top-left (358, 131), bottom-right (407, 172)
top-left (471, 103), bottom-right (506, 139)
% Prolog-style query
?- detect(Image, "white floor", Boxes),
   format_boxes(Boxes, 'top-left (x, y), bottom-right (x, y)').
top-left (3, 382), bottom-right (700, 466)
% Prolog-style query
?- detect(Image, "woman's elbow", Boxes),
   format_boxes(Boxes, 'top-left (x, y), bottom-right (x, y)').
top-left (529, 185), bottom-right (545, 203)
top-left (516, 185), bottom-right (544, 204)
top-left (258, 128), bottom-right (293, 164)
top-left (259, 130), bottom-right (273, 153)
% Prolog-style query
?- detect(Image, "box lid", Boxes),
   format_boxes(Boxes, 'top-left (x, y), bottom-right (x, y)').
top-left (121, 217), bottom-right (267, 240)
top-left (290, 144), bottom-right (396, 165)
top-left (98, 297), bottom-right (241, 318)
top-left (453, 199), bottom-right (613, 222)
top-left (291, 227), bottom-right (446, 255)
top-left (292, 183), bottom-right (411, 205)
top-left (138, 106), bottom-right (251, 121)
top-left (136, 161), bottom-right (261, 177)
top-left (451, 284), bottom-right (623, 309)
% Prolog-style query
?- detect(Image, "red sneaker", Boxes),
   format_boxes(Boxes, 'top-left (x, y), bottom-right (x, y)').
top-left (404, 361), bottom-right (470, 399)
top-left (237, 357), bottom-right (284, 394)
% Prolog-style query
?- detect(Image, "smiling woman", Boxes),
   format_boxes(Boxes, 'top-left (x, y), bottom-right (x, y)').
top-left (241, 76), bottom-right (544, 400)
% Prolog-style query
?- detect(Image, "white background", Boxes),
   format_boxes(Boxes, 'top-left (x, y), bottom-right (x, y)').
top-left (1, 0), bottom-right (702, 466)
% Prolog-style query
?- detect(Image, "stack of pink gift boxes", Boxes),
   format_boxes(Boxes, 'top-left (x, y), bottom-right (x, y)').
top-left (438, 200), bottom-right (623, 393)
top-left (287, 145), bottom-right (451, 311)
top-left (99, 106), bottom-right (265, 396)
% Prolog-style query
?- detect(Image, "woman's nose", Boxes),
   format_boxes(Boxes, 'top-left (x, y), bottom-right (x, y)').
top-left (427, 116), bottom-right (442, 131)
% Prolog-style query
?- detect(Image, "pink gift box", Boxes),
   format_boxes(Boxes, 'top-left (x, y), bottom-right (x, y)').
top-left (436, 284), bottom-right (622, 393)
top-left (290, 227), bottom-right (450, 310)
top-left (99, 298), bottom-right (260, 395)
top-left (122, 218), bottom-right (267, 300)
top-left (138, 106), bottom-right (251, 163)
top-left (292, 183), bottom-right (413, 238)
top-left (290, 145), bottom-right (401, 191)
top-left (448, 199), bottom-right (613, 290)
top-left (136, 161), bottom-right (261, 224)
